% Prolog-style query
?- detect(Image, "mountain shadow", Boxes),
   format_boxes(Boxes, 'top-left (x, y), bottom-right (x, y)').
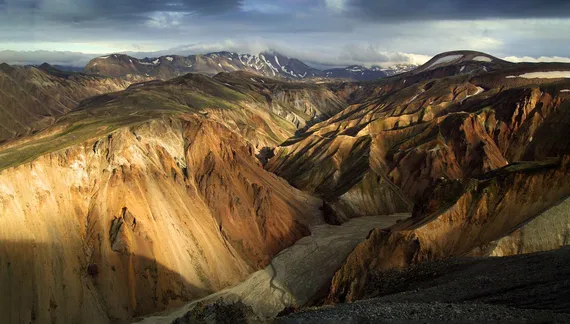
top-left (0, 240), bottom-right (210, 324)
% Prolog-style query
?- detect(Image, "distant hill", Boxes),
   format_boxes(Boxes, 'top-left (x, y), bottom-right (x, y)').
top-left (84, 51), bottom-right (417, 82)
top-left (0, 62), bottom-right (129, 142)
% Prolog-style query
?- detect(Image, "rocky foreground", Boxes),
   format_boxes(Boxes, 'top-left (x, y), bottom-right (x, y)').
top-left (279, 247), bottom-right (570, 323)
top-left (147, 246), bottom-right (570, 323)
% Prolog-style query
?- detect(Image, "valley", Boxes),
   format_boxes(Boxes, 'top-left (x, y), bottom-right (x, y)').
top-left (0, 49), bottom-right (569, 324)
top-left (137, 214), bottom-right (410, 324)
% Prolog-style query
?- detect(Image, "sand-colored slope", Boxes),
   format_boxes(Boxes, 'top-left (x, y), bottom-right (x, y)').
top-left (0, 72), bottom-right (349, 173)
top-left (0, 116), bottom-right (321, 323)
top-left (0, 71), bottom-right (355, 323)
top-left (473, 195), bottom-right (570, 257)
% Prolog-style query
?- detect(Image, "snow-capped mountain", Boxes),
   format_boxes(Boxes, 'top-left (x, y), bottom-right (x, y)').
top-left (371, 64), bottom-right (418, 76)
top-left (319, 65), bottom-right (384, 80)
top-left (84, 51), bottom-right (415, 82)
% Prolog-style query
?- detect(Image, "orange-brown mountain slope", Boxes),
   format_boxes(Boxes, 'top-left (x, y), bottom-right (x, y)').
top-left (0, 71), bottom-right (348, 323)
top-left (263, 51), bottom-right (570, 301)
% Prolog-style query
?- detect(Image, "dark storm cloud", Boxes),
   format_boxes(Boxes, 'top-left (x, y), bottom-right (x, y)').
top-left (1, 0), bottom-right (570, 68)
top-left (1, 0), bottom-right (243, 22)
top-left (347, 0), bottom-right (570, 20)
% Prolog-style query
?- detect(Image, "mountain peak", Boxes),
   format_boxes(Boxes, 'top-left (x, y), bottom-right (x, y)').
top-left (83, 50), bottom-right (416, 81)
top-left (39, 62), bottom-right (55, 70)
top-left (417, 50), bottom-right (510, 72)
top-left (37, 62), bottom-right (73, 77)
top-left (386, 50), bottom-right (515, 80)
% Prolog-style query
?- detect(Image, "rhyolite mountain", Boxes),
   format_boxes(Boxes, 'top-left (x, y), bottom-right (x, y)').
top-left (0, 66), bottom-right (347, 323)
top-left (0, 50), bottom-right (569, 323)
top-left (265, 50), bottom-right (570, 303)
top-left (83, 51), bottom-right (416, 82)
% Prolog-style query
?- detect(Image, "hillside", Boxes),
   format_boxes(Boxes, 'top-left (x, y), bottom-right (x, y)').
top-left (263, 50), bottom-right (570, 302)
top-left (0, 70), bottom-right (359, 323)
top-left (0, 63), bottom-right (129, 142)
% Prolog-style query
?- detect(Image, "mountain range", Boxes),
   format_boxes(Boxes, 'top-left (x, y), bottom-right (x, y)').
top-left (83, 51), bottom-right (417, 82)
top-left (0, 50), bottom-right (569, 323)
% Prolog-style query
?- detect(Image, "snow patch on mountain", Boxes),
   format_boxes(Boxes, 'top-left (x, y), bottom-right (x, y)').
top-left (260, 54), bottom-right (278, 76)
top-left (347, 66), bottom-right (363, 72)
top-left (507, 71), bottom-right (570, 79)
top-left (473, 56), bottom-right (492, 62)
top-left (461, 86), bottom-right (485, 103)
top-left (281, 65), bottom-right (296, 77)
top-left (86, 50), bottom-right (417, 81)
top-left (407, 89), bottom-right (425, 104)
top-left (426, 54), bottom-right (463, 69)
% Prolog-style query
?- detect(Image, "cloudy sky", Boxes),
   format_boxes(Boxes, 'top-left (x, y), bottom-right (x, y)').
top-left (1, 0), bottom-right (569, 67)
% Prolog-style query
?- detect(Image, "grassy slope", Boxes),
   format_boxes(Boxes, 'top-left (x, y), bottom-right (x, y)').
top-left (0, 71), bottom-right (339, 171)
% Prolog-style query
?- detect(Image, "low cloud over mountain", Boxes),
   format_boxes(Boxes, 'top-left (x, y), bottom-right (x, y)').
top-left (1, 1), bottom-right (570, 66)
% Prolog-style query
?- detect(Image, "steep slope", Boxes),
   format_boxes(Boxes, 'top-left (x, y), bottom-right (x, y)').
top-left (0, 63), bottom-right (130, 142)
top-left (263, 57), bottom-right (570, 301)
top-left (84, 51), bottom-right (408, 82)
top-left (267, 60), bottom-right (570, 218)
top-left (0, 72), bottom-right (331, 323)
top-left (0, 72), bottom-right (349, 173)
top-left (328, 158), bottom-right (570, 302)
